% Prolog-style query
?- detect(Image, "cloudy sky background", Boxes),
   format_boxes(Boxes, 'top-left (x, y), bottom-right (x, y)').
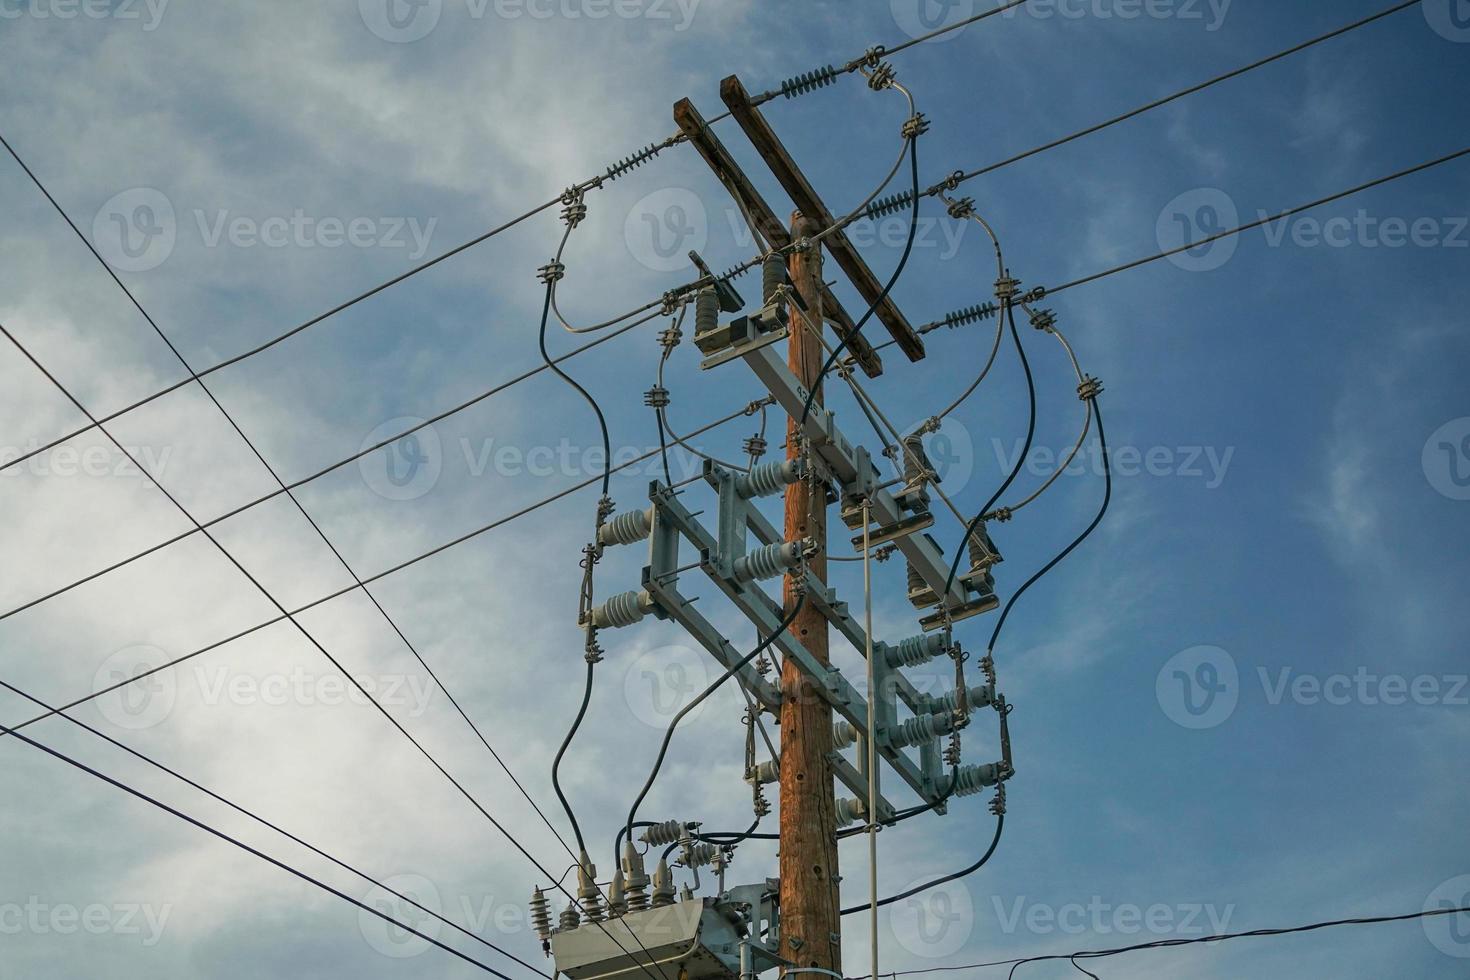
top-left (1, 1), bottom-right (1468, 977)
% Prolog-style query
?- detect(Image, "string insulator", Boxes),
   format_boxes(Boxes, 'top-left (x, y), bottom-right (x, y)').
top-left (922, 302), bottom-right (998, 334)
top-left (779, 65), bottom-right (839, 99)
top-left (865, 190), bottom-right (915, 221)
top-left (605, 140), bottom-right (668, 182)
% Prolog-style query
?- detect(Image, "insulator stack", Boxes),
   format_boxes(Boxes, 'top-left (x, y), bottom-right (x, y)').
top-left (682, 842), bottom-right (719, 869)
top-left (921, 302), bottom-right (999, 334)
top-left (865, 190), bottom-right (915, 221)
top-left (761, 253), bottom-right (785, 303)
top-left (932, 683), bottom-right (996, 716)
top-left (834, 796), bottom-right (867, 829)
top-left (738, 458), bottom-right (802, 499)
top-left (885, 632), bottom-right (948, 669)
top-left (748, 759), bottom-right (779, 785)
top-left (598, 507), bottom-right (653, 548)
top-left (529, 887), bottom-right (552, 942)
top-left (694, 287), bottom-right (719, 338)
top-left (907, 561), bottom-right (938, 608)
top-left (953, 762), bottom-right (1003, 797)
top-left (890, 710), bottom-right (957, 749)
top-left (640, 820), bottom-right (687, 848)
top-left (651, 859), bottom-right (676, 908)
top-left (577, 856), bottom-right (603, 923)
top-left (607, 869), bottom-right (627, 917)
top-left (779, 65), bottom-right (839, 99)
top-left (622, 842), bottom-right (650, 912)
top-left (733, 540), bottom-right (804, 583)
top-left (559, 904), bottom-right (581, 930)
top-left (590, 590), bottom-right (652, 629)
top-left (832, 720), bottom-right (857, 750)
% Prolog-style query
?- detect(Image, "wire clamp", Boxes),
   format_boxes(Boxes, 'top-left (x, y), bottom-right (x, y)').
top-left (1077, 375), bottom-right (1104, 401)
top-left (1020, 285), bottom-right (1047, 304)
top-left (901, 112), bottom-right (930, 140)
top-left (944, 195), bottom-right (976, 220)
top-left (991, 506), bottom-right (1014, 523)
top-left (537, 261), bottom-right (566, 285)
top-left (994, 275), bottom-right (1021, 302)
top-left (742, 434), bottom-right (767, 460)
top-left (989, 781), bottom-right (1008, 816)
top-left (1029, 308), bottom-right (1057, 333)
top-left (863, 59), bottom-right (897, 91)
top-left (644, 385), bottom-right (670, 409)
top-left (561, 196), bottom-right (588, 229)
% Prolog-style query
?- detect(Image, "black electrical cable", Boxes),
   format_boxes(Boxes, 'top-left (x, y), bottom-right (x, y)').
top-left (944, 301), bottom-right (1035, 599)
top-left (552, 658), bottom-right (595, 857)
top-left (537, 277), bottom-right (614, 499)
top-left (0, 679), bottom-right (550, 978)
top-left (624, 598), bottom-right (806, 853)
top-left (799, 136), bottom-right (920, 428)
top-left (850, 399), bottom-right (1113, 916)
top-left (840, 814), bottom-right (1004, 917)
top-left (0, 722), bottom-right (516, 978)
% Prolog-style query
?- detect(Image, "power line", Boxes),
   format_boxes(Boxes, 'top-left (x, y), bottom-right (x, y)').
top-left (0, 400), bottom-right (763, 740)
top-left (1046, 145), bottom-right (1470, 295)
top-left (0, 678), bottom-right (550, 979)
top-left (865, 902), bottom-right (1470, 978)
top-left (946, 0), bottom-right (1424, 190)
top-left (0, 721), bottom-right (521, 977)
top-left (0, 124), bottom-right (585, 874)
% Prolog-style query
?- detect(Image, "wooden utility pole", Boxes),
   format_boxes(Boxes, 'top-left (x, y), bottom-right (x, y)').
top-left (780, 211), bottom-right (841, 976)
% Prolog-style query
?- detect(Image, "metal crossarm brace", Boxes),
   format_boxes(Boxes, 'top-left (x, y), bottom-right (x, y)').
top-left (718, 75), bottom-right (925, 363)
top-left (739, 341), bottom-right (977, 618)
top-left (672, 96), bottom-right (885, 378)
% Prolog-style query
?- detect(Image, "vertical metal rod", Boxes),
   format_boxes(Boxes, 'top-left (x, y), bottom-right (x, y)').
top-left (862, 497), bottom-right (879, 980)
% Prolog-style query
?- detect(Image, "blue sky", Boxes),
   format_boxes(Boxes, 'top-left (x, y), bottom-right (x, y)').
top-left (1, 1), bottom-right (1468, 978)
